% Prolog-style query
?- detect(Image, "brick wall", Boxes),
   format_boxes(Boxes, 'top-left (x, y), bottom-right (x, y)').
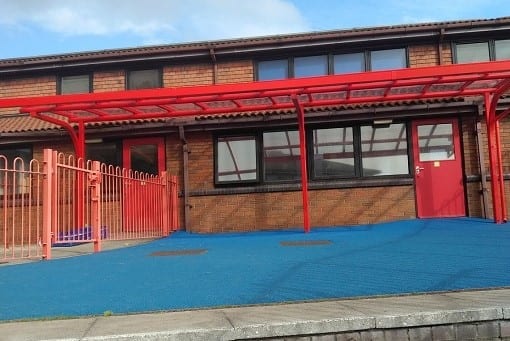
top-left (217, 60), bottom-right (254, 83)
top-left (409, 45), bottom-right (439, 67)
top-left (188, 186), bottom-right (416, 233)
top-left (93, 71), bottom-right (125, 92)
top-left (408, 43), bottom-right (453, 67)
top-left (0, 76), bottom-right (56, 114)
top-left (0, 76), bottom-right (56, 98)
top-left (164, 64), bottom-right (214, 86)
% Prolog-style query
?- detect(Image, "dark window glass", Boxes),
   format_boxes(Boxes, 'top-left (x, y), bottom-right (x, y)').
top-left (417, 124), bottom-right (455, 162)
top-left (294, 55), bottom-right (328, 77)
top-left (130, 144), bottom-right (158, 175)
top-left (313, 127), bottom-right (355, 178)
top-left (495, 39), bottom-right (510, 60)
top-left (333, 53), bottom-right (365, 74)
top-left (263, 131), bottom-right (301, 181)
top-left (86, 142), bottom-right (121, 167)
top-left (360, 123), bottom-right (408, 176)
top-left (60, 75), bottom-right (90, 94)
top-left (127, 69), bottom-right (161, 90)
top-left (456, 42), bottom-right (490, 63)
top-left (258, 60), bottom-right (289, 80)
top-left (216, 136), bottom-right (257, 183)
top-left (0, 147), bottom-right (32, 195)
top-left (371, 48), bottom-right (406, 71)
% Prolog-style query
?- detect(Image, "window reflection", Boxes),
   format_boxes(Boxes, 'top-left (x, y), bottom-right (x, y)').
top-left (418, 124), bottom-right (455, 162)
top-left (258, 60), bottom-right (288, 80)
top-left (334, 53), bottom-right (365, 74)
top-left (127, 69), bottom-right (161, 89)
top-left (263, 131), bottom-right (301, 181)
top-left (130, 144), bottom-right (158, 175)
top-left (294, 55), bottom-right (328, 77)
top-left (496, 39), bottom-right (510, 60)
top-left (371, 49), bottom-right (407, 71)
top-left (361, 123), bottom-right (408, 176)
top-left (313, 127), bottom-right (355, 178)
top-left (456, 42), bottom-right (490, 63)
top-left (216, 136), bottom-right (257, 183)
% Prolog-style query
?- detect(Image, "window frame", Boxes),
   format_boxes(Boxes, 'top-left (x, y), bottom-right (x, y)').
top-left (214, 121), bottom-right (412, 188)
top-left (126, 68), bottom-right (163, 90)
top-left (57, 74), bottom-right (92, 95)
top-left (213, 133), bottom-right (260, 186)
top-left (453, 39), bottom-right (510, 63)
top-left (255, 47), bottom-right (408, 80)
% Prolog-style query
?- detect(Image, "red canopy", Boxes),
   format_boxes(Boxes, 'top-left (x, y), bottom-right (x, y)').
top-left (1, 60), bottom-right (510, 228)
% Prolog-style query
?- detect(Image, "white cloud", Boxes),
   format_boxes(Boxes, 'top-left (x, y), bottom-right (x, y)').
top-left (0, 0), bottom-right (309, 44)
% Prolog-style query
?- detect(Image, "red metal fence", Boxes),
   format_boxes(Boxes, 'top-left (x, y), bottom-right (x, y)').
top-left (1, 149), bottom-right (179, 263)
top-left (1, 155), bottom-right (44, 261)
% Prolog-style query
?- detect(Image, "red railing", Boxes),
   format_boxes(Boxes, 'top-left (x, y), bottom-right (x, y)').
top-left (0, 156), bottom-right (44, 261)
top-left (1, 149), bottom-right (179, 263)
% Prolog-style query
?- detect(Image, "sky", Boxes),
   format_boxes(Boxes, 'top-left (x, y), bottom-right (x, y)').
top-left (0, 0), bottom-right (509, 60)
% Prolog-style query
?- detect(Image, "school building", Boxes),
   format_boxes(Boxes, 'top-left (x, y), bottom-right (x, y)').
top-left (1, 16), bottom-right (510, 233)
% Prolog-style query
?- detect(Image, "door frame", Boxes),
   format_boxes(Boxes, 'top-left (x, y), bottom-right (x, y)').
top-left (122, 137), bottom-right (166, 174)
top-left (411, 117), bottom-right (466, 218)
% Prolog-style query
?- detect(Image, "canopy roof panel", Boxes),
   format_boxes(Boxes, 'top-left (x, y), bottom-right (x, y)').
top-left (1, 60), bottom-right (510, 125)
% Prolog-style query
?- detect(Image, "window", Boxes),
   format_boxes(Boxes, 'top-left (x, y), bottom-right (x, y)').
top-left (456, 42), bottom-right (490, 63)
top-left (263, 131), bottom-right (301, 181)
top-left (417, 124), bottom-right (455, 162)
top-left (455, 39), bottom-right (510, 63)
top-left (215, 123), bottom-right (411, 187)
top-left (257, 59), bottom-right (289, 80)
top-left (370, 48), bottom-right (407, 71)
top-left (360, 123), bottom-right (409, 176)
top-left (294, 55), bottom-right (328, 77)
top-left (333, 53), bottom-right (365, 74)
top-left (59, 74), bottom-right (91, 94)
top-left (495, 39), bottom-right (510, 60)
top-left (0, 147), bottom-right (32, 195)
top-left (86, 141), bottom-right (121, 167)
top-left (257, 48), bottom-right (408, 80)
top-left (127, 69), bottom-right (162, 89)
top-left (215, 136), bottom-right (258, 184)
top-left (312, 127), bottom-right (355, 178)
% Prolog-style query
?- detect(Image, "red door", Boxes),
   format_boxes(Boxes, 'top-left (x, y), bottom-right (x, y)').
top-left (122, 137), bottom-right (165, 232)
top-left (411, 119), bottom-right (465, 218)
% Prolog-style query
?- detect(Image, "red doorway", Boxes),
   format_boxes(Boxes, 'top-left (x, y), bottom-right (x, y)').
top-left (122, 137), bottom-right (166, 232)
top-left (411, 118), bottom-right (465, 218)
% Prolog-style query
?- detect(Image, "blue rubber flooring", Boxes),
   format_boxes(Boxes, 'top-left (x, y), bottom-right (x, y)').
top-left (1, 218), bottom-right (509, 321)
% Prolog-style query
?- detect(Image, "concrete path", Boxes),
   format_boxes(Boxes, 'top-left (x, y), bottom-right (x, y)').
top-left (1, 288), bottom-right (509, 340)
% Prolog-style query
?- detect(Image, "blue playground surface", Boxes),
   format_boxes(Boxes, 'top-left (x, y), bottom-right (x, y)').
top-left (0, 218), bottom-right (509, 321)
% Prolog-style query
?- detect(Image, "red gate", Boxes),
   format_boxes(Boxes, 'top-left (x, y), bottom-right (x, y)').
top-left (1, 149), bottom-right (179, 263)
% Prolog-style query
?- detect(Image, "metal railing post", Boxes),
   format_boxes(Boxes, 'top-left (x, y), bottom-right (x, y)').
top-left (42, 149), bottom-right (53, 260)
top-left (160, 171), bottom-right (169, 236)
top-left (90, 161), bottom-right (102, 252)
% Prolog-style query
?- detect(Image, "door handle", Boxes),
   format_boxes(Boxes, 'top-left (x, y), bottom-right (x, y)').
top-left (415, 166), bottom-right (425, 175)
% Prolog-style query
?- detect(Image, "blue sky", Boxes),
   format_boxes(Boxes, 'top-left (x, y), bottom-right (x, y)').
top-left (0, 0), bottom-right (509, 59)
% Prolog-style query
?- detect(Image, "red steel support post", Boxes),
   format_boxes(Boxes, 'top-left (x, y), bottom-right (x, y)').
top-left (496, 120), bottom-right (508, 221)
top-left (161, 171), bottom-right (170, 236)
top-left (485, 93), bottom-right (505, 223)
top-left (90, 161), bottom-right (102, 252)
top-left (292, 95), bottom-right (311, 233)
top-left (42, 149), bottom-right (53, 260)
